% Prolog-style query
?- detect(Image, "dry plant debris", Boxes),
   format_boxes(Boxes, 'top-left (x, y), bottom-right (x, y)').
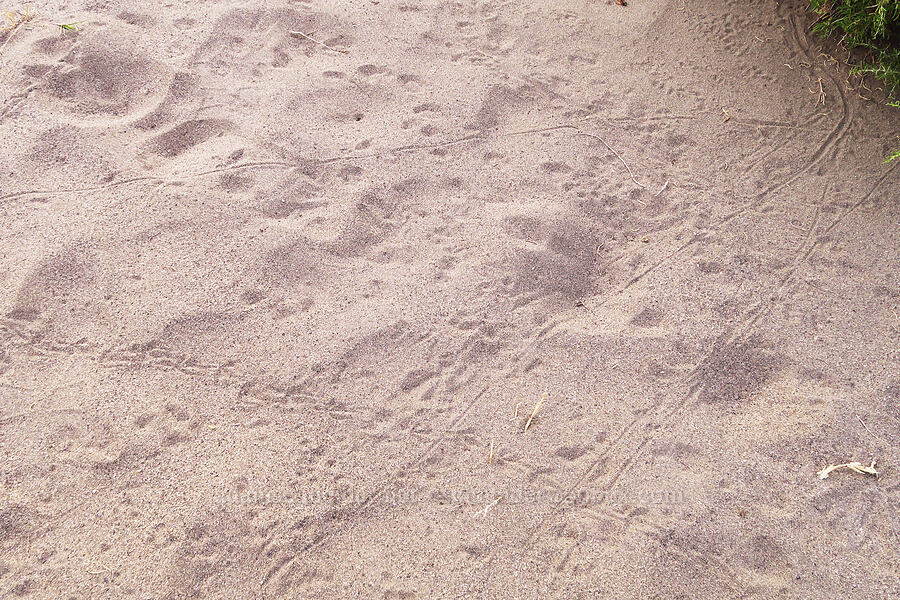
top-left (474, 496), bottom-right (501, 518)
top-left (817, 459), bottom-right (878, 480)
top-left (288, 30), bottom-right (348, 54)
top-left (523, 393), bottom-right (546, 433)
top-left (0, 6), bottom-right (33, 54)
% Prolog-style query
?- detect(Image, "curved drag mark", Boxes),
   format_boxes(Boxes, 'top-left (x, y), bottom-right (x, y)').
top-left (739, 111), bottom-right (827, 174)
top-left (0, 84), bottom-right (38, 121)
top-left (470, 28), bottom-right (872, 577)
top-left (726, 12), bottom-right (852, 224)
top-left (357, 386), bottom-right (489, 511)
top-left (720, 17), bottom-right (851, 225)
top-left (0, 176), bottom-right (165, 203)
top-left (593, 10), bottom-right (857, 303)
top-left (476, 159), bottom-right (898, 591)
top-left (0, 134), bottom-right (490, 205)
top-left (801, 161), bottom-right (899, 265)
top-left (470, 298), bottom-right (774, 593)
top-left (816, 162), bottom-right (898, 240)
top-left (2, 119), bottom-right (657, 206)
top-left (504, 123), bottom-right (653, 188)
top-left (4, 308), bottom-right (493, 576)
top-left (272, 386), bottom-right (490, 565)
top-left (617, 236), bottom-right (698, 292)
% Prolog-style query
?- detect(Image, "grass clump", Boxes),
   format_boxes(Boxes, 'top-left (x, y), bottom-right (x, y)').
top-left (810, 0), bottom-right (900, 97)
top-left (810, 1), bottom-right (900, 161)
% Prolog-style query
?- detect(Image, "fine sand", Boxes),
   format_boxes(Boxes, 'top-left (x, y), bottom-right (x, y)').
top-left (1, 0), bottom-right (899, 598)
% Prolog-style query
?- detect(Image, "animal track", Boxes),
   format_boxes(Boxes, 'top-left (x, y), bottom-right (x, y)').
top-left (145, 119), bottom-right (233, 157)
top-left (42, 40), bottom-right (172, 122)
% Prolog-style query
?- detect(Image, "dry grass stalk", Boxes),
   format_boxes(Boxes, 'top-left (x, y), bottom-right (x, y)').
top-left (474, 496), bottom-right (501, 518)
top-left (817, 459), bottom-right (878, 480)
top-left (288, 30), bottom-right (348, 54)
top-left (0, 7), bottom-right (34, 55)
top-left (523, 393), bottom-right (546, 433)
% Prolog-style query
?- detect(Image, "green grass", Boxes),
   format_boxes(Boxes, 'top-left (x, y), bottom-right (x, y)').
top-left (809, 1), bottom-right (900, 161)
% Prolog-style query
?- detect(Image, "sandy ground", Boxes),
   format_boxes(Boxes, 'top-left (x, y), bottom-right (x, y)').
top-left (1, 0), bottom-right (899, 597)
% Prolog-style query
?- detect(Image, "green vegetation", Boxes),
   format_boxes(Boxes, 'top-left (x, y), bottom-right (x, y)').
top-left (810, 1), bottom-right (900, 161)
top-left (810, 0), bottom-right (900, 97)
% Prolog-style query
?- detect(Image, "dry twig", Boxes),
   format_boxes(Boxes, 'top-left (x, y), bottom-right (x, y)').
top-left (0, 8), bottom-right (34, 55)
top-left (474, 496), bottom-right (501, 518)
top-left (289, 30), bottom-right (348, 54)
top-left (524, 393), bottom-right (546, 433)
top-left (856, 414), bottom-right (874, 438)
top-left (655, 180), bottom-right (670, 196)
top-left (817, 459), bottom-right (878, 480)
top-left (574, 131), bottom-right (647, 188)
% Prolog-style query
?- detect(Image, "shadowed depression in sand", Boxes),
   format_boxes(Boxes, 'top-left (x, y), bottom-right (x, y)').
top-left (1, 0), bottom-right (899, 598)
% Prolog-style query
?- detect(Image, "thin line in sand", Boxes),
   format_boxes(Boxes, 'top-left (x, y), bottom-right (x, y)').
top-left (289, 30), bottom-right (348, 54)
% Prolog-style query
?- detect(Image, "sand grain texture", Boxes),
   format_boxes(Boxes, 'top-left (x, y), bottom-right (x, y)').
top-left (1, 0), bottom-right (899, 598)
